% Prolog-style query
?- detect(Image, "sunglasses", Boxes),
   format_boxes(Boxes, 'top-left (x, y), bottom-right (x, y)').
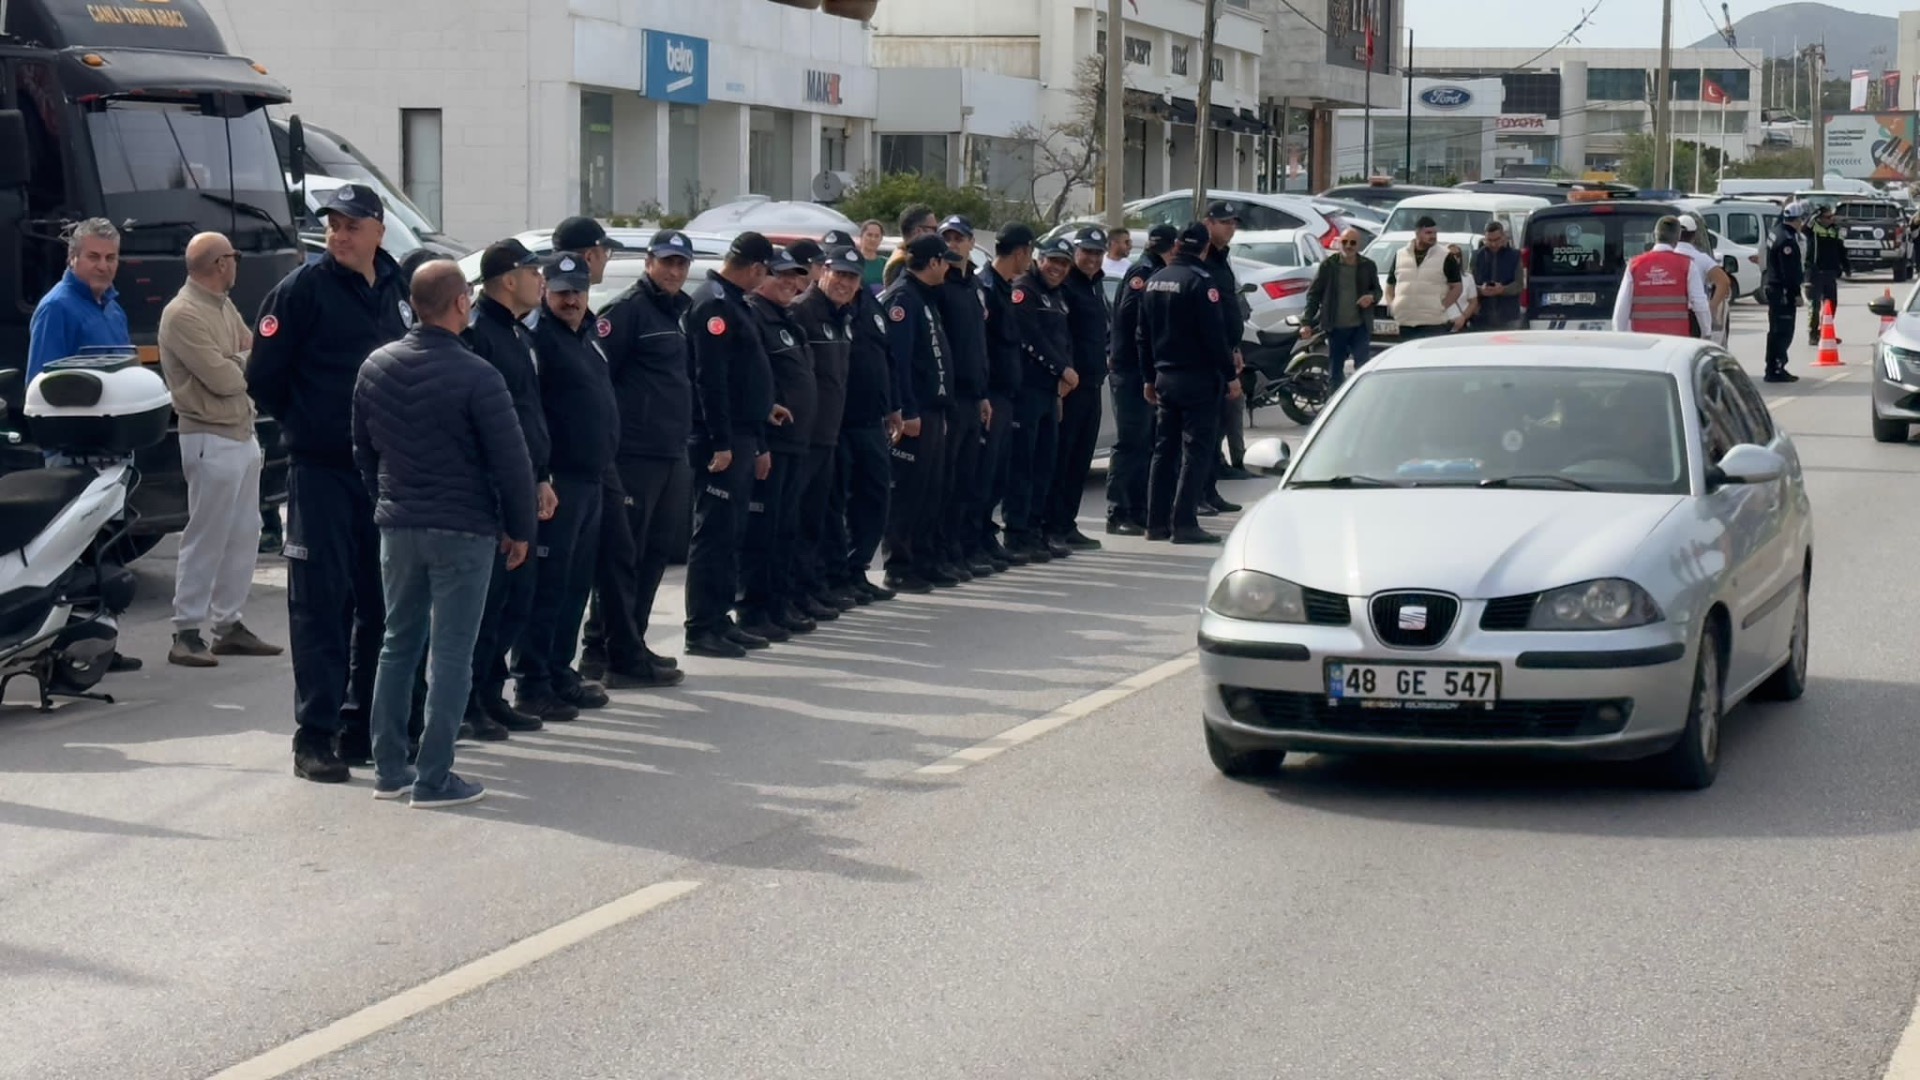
top-left (1340, 239), bottom-right (1358, 247)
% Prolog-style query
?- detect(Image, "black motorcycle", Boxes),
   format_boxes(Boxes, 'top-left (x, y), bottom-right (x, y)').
top-left (1244, 317), bottom-right (1333, 428)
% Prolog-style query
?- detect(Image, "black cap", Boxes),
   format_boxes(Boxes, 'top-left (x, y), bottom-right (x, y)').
top-left (1039, 236), bottom-right (1076, 261)
top-left (767, 248), bottom-right (806, 275)
top-left (727, 231), bottom-right (775, 265)
top-left (553, 215), bottom-right (623, 252)
top-left (1204, 200), bottom-right (1241, 222)
top-left (543, 252), bottom-right (592, 292)
top-left (1146, 224), bottom-right (1179, 252)
top-left (479, 238), bottom-right (540, 280)
top-left (1073, 225), bottom-right (1110, 251)
top-left (995, 224), bottom-right (1037, 255)
top-left (825, 246), bottom-right (865, 276)
top-left (318, 182), bottom-right (383, 222)
top-left (939, 215), bottom-right (975, 239)
top-left (1176, 222), bottom-right (1211, 253)
top-left (649, 229), bottom-right (695, 259)
top-left (786, 239), bottom-right (827, 265)
top-left (821, 228), bottom-right (857, 248)
top-left (905, 233), bottom-right (963, 265)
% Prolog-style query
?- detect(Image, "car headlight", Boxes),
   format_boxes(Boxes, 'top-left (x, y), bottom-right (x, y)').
top-left (1886, 345), bottom-right (1920, 382)
top-left (1527, 578), bottom-right (1663, 630)
top-left (1208, 570), bottom-right (1308, 623)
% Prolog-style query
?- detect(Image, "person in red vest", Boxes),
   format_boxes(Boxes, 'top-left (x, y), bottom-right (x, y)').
top-left (1611, 216), bottom-right (1711, 337)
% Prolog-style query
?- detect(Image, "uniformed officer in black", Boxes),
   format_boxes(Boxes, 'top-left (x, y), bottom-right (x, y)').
top-left (683, 232), bottom-right (778, 658)
top-left (510, 254), bottom-right (617, 722)
top-left (1004, 236), bottom-right (1077, 562)
top-left (828, 247), bottom-right (899, 604)
top-left (460, 239), bottom-right (556, 740)
top-left (1140, 224), bottom-right (1237, 545)
top-left (789, 244), bottom-right (862, 614)
top-left (1106, 224), bottom-right (1175, 535)
top-left (1804, 202), bottom-right (1850, 346)
top-left (1044, 224), bottom-right (1112, 551)
top-left (1200, 201), bottom-right (1246, 515)
top-left (879, 233), bottom-right (962, 593)
top-left (978, 225), bottom-right (1035, 567)
top-left (585, 229), bottom-right (698, 687)
top-left (1763, 202), bottom-right (1807, 383)
top-left (739, 247), bottom-right (815, 641)
top-left (247, 181), bottom-right (412, 783)
top-left (934, 215), bottom-right (996, 580)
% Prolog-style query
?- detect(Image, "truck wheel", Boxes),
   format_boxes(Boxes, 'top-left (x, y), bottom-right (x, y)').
top-left (1898, 262), bottom-right (1913, 283)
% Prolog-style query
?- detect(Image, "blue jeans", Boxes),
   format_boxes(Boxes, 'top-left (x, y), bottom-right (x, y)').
top-left (1325, 323), bottom-right (1372, 392)
top-left (370, 527), bottom-right (496, 790)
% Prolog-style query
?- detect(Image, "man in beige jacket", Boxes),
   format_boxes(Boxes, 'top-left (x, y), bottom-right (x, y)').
top-left (158, 232), bottom-right (283, 666)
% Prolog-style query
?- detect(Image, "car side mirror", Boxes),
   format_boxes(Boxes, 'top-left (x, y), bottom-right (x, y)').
top-left (286, 114), bottom-right (307, 190)
top-left (1870, 296), bottom-right (1898, 318)
top-left (1243, 437), bottom-right (1292, 477)
top-left (1708, 443), bottom-right (1785, 488)
top-left (0, 111), bottom-right (28, 189)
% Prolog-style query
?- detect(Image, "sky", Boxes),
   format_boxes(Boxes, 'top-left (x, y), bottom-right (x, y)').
top-left (1403, 0), bottom-right (1912, 50)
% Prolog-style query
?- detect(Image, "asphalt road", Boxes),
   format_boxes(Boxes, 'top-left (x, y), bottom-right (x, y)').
top-left (5, 282), bottom-right (1920, 1079)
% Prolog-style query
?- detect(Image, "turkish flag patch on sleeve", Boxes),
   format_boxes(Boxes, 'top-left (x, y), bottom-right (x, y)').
top-left (1207, 288), bottom-right (1220, 303)
top-left (707, 316), bottom-right (727, 336)
top-left (1011, 289), bottom-right (1026, 304)
top-left (888, 306), bottom-right (906, 322)
top-left (595, 317), bottom-right (612, 338)
top-left (258, 315), bottom-right (279, 338)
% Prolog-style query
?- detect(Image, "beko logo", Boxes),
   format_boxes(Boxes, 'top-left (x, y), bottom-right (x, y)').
top-left (663, 39), bottom-right (698, 91)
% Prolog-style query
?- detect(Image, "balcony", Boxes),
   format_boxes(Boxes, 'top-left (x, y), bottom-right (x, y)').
top-left (765, 0), bottom-right (879, 20)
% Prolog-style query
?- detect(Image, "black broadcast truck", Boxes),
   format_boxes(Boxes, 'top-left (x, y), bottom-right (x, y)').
top-left (0, 0), bottom-right (317, 558)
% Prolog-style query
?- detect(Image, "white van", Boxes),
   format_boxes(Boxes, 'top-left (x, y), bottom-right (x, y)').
top-left (1676, 197), bottom-right (1779, 252)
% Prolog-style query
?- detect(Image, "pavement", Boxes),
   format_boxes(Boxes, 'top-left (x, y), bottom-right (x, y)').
top-left (4, 284), bottom-right (1920, 1079)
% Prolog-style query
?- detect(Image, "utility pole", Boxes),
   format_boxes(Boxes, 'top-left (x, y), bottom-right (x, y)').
top-left (1811, 42), bottom-right (1826, 186)
top-left (1103, 0), bottom-right (1124, 227)
top-left (1193, 0), bottom-right (1220, 219)
top-left (1404, 28), bottom-right (1414, 181)
top-left (1653, 0), bottom-right (1674, 191)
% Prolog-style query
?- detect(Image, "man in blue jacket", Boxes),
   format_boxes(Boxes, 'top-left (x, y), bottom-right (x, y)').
top-left (27, 218), bottom-right (130, 379)
top-left (352, 259), bottom-right (536, 808)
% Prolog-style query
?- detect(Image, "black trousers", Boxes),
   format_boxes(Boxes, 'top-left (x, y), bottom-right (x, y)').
top-left (470, 548), bottom-right (536, 702)
top-left (884, 406), bottom-right (950, 575)
top-left (586, 457), bottom-right (691, 668)
top-left (1044, 379), bottom-right (1103, 537)
top-left (794, 444), bottom-right (838, 597)
top-left (1148, 392), bottom-right (1223, 532)
top-left (1807, 275), bottom-right (1840, 338)
top-left (1003, 385), bottom-right (1059, 535)
top-left (1106, 375), bottom-right (1152, 522)
top-left (832, 424), bottom-right (892, 586)
top-left (1767, 297), bottom-right (1799, 375)
top-left (741, 447), bottom-right (808, 614)
top-left (944, 397), bottom-right (986, 560)
top-left (284, 463), bottom-right (383, 747)
top-left (684, 436), bottom-right (757, 636)
top-left (978, 392), bottom-right (1016, 547)
top-left (513, 473), bottom-right (600, 699)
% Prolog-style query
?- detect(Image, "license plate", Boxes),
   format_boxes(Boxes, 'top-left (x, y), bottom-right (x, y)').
top-left (1530, 318), bottom-right (1611, 331)
top-left (1847, 240), bottom-right (1879, 249)
top-left (1326, 660), bottom-right (1501, 704)
top-left (1372, 319), bottom-right (1398, 336)
top-left (1543, 291), bottom-right (1597, 306)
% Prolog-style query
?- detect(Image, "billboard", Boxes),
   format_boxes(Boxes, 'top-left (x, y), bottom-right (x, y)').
top-left (1824, 112), bottom-right (1919, 181)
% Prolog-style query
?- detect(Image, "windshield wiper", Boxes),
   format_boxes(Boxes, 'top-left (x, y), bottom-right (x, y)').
top-left (117, 219), bottom-right (200, 232)
top-left (200, 192), bottom-right (294, 247)
top-left (1478, 474), bottom-right (1598, 491)
top-left (1288, 475), bottom-right (1406, 489)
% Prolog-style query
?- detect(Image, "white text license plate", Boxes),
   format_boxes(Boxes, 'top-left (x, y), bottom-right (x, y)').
top-left (1372, 318), bottom-right (1398, 336)
top-left (1846, 240), bottom-right (1879, 249)
top-left (1326, 661), bottom-right (1500, 704)
top-left (1543, 291), bottom-right (1598, 306)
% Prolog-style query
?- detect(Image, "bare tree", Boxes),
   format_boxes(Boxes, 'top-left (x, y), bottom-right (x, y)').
top-left (1012, 53), bottom-right (1107, 224)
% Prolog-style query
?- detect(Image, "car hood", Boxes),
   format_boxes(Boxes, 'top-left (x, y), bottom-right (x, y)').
top-left (1233, 489), bottom-right (1687, 598)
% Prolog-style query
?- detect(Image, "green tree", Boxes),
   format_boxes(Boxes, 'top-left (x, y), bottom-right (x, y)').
top-left (837, 171), bottom-right (996, 232)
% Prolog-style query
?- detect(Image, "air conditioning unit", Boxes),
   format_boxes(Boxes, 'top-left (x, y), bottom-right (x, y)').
top-left (813, 170), bottom-right (855, 203)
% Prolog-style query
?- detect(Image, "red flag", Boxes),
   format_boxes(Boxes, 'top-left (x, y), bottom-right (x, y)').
top-left (1364, 11), bottom-right (1376, 68)
top-left (1126, 0), bottom-right (1138, 11)
top-left (1702, 76), bottom-right (1729, 105)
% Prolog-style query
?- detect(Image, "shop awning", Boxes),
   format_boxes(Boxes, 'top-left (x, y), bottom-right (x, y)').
top-left (1233, 108), bottom-right (1269, 136)
top-left (1208, 104), bottom-right (1237, 132)
top-left (1168, 97), bottom-right (1198, 125)
top-left (1124, 88), bottom-right (1170, 119)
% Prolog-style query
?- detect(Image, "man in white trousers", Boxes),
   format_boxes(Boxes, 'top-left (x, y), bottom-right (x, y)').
top-left (158, 232), bottom-right (283, 666)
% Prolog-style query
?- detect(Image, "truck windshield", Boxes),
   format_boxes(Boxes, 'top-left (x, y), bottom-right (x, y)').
top-left (85, 101), bottom-right (293, 252)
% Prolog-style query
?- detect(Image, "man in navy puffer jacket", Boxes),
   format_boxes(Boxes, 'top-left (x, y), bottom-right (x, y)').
top-left (351, 260), bottom-right (536, 808)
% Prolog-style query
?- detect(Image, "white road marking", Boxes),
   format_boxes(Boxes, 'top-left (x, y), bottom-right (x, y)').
top-left (1767, 367), bottom-right (1851, 411)
top-left (1882, 1000), bottom-right (1920, 1079)
top-left (913, 652), bottom-right (1199, 776)
top-left (204, 879), bottom-right (702, 1080)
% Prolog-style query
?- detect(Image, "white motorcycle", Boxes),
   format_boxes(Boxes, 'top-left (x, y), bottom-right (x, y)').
top-left (0, 350), bottom-right (171, 711)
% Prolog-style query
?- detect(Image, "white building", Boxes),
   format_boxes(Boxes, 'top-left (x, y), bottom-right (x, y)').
top-left (205, 0), bottom-right (880, 242)
top-left (871, 0), bottom-right (1267, 213)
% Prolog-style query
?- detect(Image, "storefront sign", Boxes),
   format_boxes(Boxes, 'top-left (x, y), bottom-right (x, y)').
top-left (643, 30), bottom-right (709, 105)
top-left (1823, 111), bottom-right (1919, 181)
top-left (1419, 85), bottom-right (1473, 110)
top-left (1497, 114), bottom-right (1548, 131)
top-left (805, 70), bottom-right (843, 107)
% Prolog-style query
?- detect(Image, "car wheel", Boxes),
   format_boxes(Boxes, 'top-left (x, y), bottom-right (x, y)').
top-left (1872, 409), bottom-right (1910, 444)
top-left (1205, 722), bottom-right (1286, 779)
top-left (1652, 626), bottom-right (1722, 790)
top-left (1757, 575), bottom-right (1810, 702)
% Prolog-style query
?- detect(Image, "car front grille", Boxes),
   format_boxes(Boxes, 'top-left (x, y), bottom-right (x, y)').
top-left (1480, 594), bottom-right (1539, 631)
top-left (1220, 688), bottom-right (1634, 740)
top-left (1303, 587), bottom-right (1352, 626)
top-left (1369, 591), bottom-right (1458, 648)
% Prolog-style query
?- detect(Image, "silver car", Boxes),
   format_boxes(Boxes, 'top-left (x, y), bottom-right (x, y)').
top-left (1869, 289), bottom-right (1920, 442)
top-left (1198, 333), bottom-right (1814, 790)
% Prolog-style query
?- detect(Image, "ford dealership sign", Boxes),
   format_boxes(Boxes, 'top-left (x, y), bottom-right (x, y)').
top-left (1419, 85), bottom-right (1474, 110)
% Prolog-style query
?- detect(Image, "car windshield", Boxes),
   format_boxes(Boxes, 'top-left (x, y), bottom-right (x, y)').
top-left (1237, 241), bottom-right (1302, 267)
top-left (1528, 211), bottom-right (1665, 278)
top-left (1289, 366), bottom-right (1689, 495)
top-left (1364, 240), bottom-right (1406, 275)
top-left (85, 101), bottom-right (294, 253)
top-left (1385, 206), bottom-right (1492, 234)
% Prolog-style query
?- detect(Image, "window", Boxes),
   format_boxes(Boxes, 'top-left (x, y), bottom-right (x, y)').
top-left (1211, 56), bottom-right (1225, 83)
top-left (12, 62), bottom-right (67, 216)
top-left (1125, 36), bottom-right (1151, 66)
top-left (1704, 68), bottom-right (1751, 101)
top-left (1587, 68), bottom-right (1646, 102)
top-left (87, 101), bottom-right (282, 196)
top-left (401, 107), bottom-right (445, 226)
top-left (1171, 44), bottom-right (1189, 76)
top-left (1236, 203), bottom-right (1305, 231)
top-left (1695, 364), bottom-right (1745, 462)
top-left (1502, 73), bottom-right (1562, 118)
top-left (1723, 212), bottom-right (1762, 246)
top-left (1717, 358), bottom-right (1775, 443)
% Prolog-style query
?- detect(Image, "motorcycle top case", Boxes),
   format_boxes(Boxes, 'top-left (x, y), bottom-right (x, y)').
top-left (25, 350), bottom-right (173, 454)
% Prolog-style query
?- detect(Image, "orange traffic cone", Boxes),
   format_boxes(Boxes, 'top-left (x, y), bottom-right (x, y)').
top-left (1814, 300), bottom-right (1843, 366)
top-left (1882, 288), bottom-right (1897, 337)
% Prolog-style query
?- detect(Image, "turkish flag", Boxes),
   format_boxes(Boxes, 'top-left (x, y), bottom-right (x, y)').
top-left (1702, 77), bottom-right (1730, 105)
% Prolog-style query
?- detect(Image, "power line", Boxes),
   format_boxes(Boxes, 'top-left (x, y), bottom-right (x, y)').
top-left (1694, 0), bottom-right (1759, 69)
top-left (1274, 0), bottom-right (1326, 36)
top-left (1502, 0), bottom-right (1609, 73)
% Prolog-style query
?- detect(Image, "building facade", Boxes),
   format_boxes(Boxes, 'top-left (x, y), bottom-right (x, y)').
top-left (1255, 0), bottom-right (1407, 191)
top-left (205, 0), bottom-right (879, 242)
top-left (872, 0), bottom-right (1267, 215)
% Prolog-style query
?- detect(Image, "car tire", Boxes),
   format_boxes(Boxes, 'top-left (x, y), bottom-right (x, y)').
top-left (1757, 574), bottom-right (1810, 702)
top-left (1898, 262), bottom-right (1913, 283)
top-left (1205, 723), bottom-right (1286, 779)
top-left (1652, 625), bottom-right (1723, 791)
top-left (1872, 410), bottom-right (1910, 444)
